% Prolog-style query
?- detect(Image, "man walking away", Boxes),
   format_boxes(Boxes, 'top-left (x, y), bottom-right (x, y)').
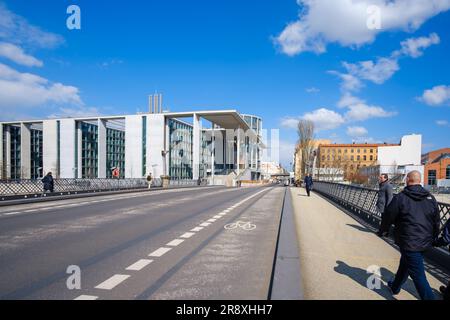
top-left (376, 174), bottom-right (394, 236)
top-left (146, 173), bottom-right (153, 189)
top-left (433, 219), bottom-right (450, 300)
top-left (379, 171), bottom-right (440, 300)
top-left (42, 172), bottom-right (54, 193)
top-left (304, 174), bottom-right (313, 197)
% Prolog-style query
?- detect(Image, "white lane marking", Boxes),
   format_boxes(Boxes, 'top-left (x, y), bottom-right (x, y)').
top-left (166, 239), bottom-right (185, 247)
top-left (23, 209), bottom-right (35, 213)
top-left (191, 227), bottom-right (204, 232)
top-left (207, 219), bottom-right (217, 223)
top-left (149, 247), bottom-right (172, 257)
top-left (213, 215), bottom-right (222, 219)
top-left (200, 222), bottom-right (211, 227)
top-left (218, 212), bottom-right (227, 216)
top-left (4, 212), bottom-right (20, 216)
top-left (180, 232), bottom-right (195, 239)
top-left (126, 259), bottom-right (153, 271)
top-left (224, 209), bottom-right (232, 212)
top-left (95, 274), bottom-right (130, 290)
top-left (74, 295), bottom-right (99, 300)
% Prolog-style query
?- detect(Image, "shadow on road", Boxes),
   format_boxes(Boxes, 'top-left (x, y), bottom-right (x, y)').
top-left (345, 223), bottom-right (374, 234)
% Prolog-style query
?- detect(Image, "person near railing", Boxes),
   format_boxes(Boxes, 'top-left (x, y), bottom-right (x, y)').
top-left (433, 219), bottom-right (450, 300)
top-left (378, 171), bottom-right (440, 300)
top-left (146, 173), bottom-right (153, 189)
top-left (304, 174), bottom-right (313, 197)
top-left (376, 174), bottom-right (394, 237)
top-left (42, 172), bottom-right (54, 193)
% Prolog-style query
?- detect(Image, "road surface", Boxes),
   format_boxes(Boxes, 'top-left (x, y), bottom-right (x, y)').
top-left (0, 186), bottom-right (285, 300)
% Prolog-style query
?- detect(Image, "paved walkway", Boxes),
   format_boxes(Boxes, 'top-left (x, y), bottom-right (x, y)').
top-left (290, 187), bottom-right (446, 300)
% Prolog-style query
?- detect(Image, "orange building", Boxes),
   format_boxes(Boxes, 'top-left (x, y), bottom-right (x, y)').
top-left (422, 148), bottom-right (450, 186)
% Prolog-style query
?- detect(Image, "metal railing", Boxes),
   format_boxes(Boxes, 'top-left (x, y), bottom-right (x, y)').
top-left (313, 181), bottom-right (449, 235)
top-left (0, 178), bottom-right (149, 197)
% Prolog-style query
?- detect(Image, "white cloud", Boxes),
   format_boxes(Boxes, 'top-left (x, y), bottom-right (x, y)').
top-left (329, 71), bottom-right (363, 92)
top-left (301, 108), bottom-right (345, 131)
top-left (420, 85), bottom-right (450, 106)
top-left (337, 93), bottom-right (364, 108)
top-left (343, 57), bottom-right (399, 84)
top-left (49, 107), bottom-right (101, 119)
top-left (436, 120), bottom-right (449, 126)
top-left (274, 0), bottom-right (450, 56)
top-left (346, 126), bottom-right (368, 137)
top-left (306, 87), bottom-right (320, 93)
top-left (0, 3), bottom-right (64, 49)
top-left (280, 117), bottom-right (300, 129)
top-left (0, 63), bottom-right (83, 109)
top-left (0, 42), bottom-right (42, 67)
top-left (395, 33), bottom-right (440, 58)
top-left (345, 102), bottom-right (397, 121)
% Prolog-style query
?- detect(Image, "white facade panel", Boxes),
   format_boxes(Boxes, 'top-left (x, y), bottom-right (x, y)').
top-left (60, 119), bottom-right (77, 178)
top-left (43, 120), bottom-right (59, 177)
top-left (20, 123), bottom-right (31, 179)
top-left (98, 119), bottom-right (107, 178)
top-left (378, 134), bottom-right (422, 167)
top-left (147, 114), bottom-right (166, 178)
top-left (125, 115), bottom-right (143, 178)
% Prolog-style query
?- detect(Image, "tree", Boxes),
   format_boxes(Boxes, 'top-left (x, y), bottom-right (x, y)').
top-left (297, 120), bottom-right (315, 179)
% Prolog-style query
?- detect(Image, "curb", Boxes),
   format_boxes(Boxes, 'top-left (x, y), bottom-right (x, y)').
top-left (269, 187), bottom-right (304, 300)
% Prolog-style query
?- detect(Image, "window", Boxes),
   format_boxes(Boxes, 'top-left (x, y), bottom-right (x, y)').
top-left (370, 155), bottom-right (373, 161)
top-left (428, 170), bottom-right (437, 186)
top-left (363, 155), bottom-right (367, 161)
top-left (370, 149), bottom-right (374, 153)
top-left (351, 149), bottom-right (354, 153)
top-left (344, 149), bottom-right (348, 154)
top-left (447, 165), bottom-right (450, 180)
top-left (351, 156), bottom-right (354, 161)
top-left (357, 149), bottom-right (360, 153)
top-left (357, 155), bottom-right (361, 161)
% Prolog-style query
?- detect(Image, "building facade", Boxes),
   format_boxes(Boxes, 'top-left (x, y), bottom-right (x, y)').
top-left (422, 148), bottom-right (450, 187)
top-left (0, 110), bottom-right (264, 184)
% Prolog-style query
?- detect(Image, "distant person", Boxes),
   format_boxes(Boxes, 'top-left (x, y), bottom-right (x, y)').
top-left (433, 219), bottom-right (450, 300)
top-left (42, 172), bottom-right (54, 193)
top-left (146, 173), bottom-right (153, 189)
top-left (304, 174), bottom-right (313, 197)
top-left (378, 171), bottom-right (440, 300)
top-left (376, 174), bottom-right (394, 236)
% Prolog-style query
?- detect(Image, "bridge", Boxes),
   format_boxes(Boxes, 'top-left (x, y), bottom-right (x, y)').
top-left (0, 180), bottom-right (448, 300)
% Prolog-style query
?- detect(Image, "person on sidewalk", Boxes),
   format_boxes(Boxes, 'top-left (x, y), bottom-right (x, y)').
top-left (304, 174), bottom-right (313, 197)
top-left (376, 174), bottom-right (394, 237)
top-left (433, 219), bottom-right (450, 300)
top-left (146, 173), bottom-right (153, 189)
top-left (378, 171), bottom-right (440, 300)
top-left (42, 172), bottom-right (54, 193)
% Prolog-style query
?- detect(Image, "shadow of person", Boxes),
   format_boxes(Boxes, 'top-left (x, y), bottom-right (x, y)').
top-left (334, 260), bottom-right (395, 300)
top-left (346, 223), bottom-right (376, 233)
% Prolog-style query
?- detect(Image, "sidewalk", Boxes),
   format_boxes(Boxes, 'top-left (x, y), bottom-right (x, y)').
top-left (290, 187), bottom-right (446, 300)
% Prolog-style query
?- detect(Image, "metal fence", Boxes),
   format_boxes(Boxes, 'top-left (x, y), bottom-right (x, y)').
top-left (0, 178), bottom-right (149, 197)
top-left (313, 181), bottom-right (449, 235)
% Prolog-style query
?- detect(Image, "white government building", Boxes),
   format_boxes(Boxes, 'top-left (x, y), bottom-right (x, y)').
top-left (0, 95), bottom-right (264, 185)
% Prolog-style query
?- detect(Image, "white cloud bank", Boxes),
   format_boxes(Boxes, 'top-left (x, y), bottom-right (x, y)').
top-left (274, 0), bottom-right (450, 56)
top-left (420, 85), bottom-right (450, 106)
top-left (0, 42), bottom-right (43, 67)
top-left (346, 126), bottom-right (368, 137)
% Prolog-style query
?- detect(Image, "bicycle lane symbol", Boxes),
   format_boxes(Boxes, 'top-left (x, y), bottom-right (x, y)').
top-left (224, 221), bottom-right (256, 231)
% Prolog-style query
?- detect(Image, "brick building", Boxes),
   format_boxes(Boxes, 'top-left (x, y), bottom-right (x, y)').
top-left (422, 148), bottom-right (450, 187)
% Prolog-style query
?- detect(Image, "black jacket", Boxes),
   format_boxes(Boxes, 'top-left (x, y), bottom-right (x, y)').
top-left (376, 181), bottom-right (393, 214)
top-left (304, 176), bottom-right (313, 189)
top-left (380, 185), bottom-right (440, 252)
top-left (42, 175), bottom-right (54, 191)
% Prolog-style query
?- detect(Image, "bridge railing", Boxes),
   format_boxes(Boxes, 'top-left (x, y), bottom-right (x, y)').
top-left (313, 181), bottom-right (449, 236)
top-left (0, 178), bottom-right (149, 197)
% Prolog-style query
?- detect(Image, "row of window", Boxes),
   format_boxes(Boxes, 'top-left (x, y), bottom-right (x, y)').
top-left (323, 148), bottom-right (375, 154)
top-left (322, 155), bottom-right (377, 162)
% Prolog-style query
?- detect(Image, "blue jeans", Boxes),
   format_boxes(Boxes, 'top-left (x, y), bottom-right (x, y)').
top-left (391, 249), bottom-right (435, 300)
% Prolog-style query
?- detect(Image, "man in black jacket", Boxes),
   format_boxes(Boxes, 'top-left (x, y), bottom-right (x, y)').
top-left (378, 171), bottom-right (440, 300)
top-left (376, 174), bottom-right (393, 236)
top-left (42, 172), bottom-right (54, 193)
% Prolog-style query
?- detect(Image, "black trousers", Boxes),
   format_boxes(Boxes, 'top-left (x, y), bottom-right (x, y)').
top-left (306, 187), bottom-right (311, 197)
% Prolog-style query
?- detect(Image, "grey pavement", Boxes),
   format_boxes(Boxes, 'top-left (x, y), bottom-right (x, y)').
top-left (0, 185), bottom-right (285, 300)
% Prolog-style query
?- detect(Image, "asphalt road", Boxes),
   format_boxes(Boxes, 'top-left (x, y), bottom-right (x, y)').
top-left (0, 185), bottom-right (285, 300)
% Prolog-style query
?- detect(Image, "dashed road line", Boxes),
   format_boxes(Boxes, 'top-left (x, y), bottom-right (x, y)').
top-left (166, 239), bottom-right (185, 247)
top-left (200, 222), bottom-right (211, 227)
top-left (180, 232), bottom-right (195, 239)
top-left (74, 295), bottom-right (99, 300)
top-left (149, 247), bottom-right (172, 257)
top-left (95, 274), bottom-right (130, 290)
top-left (191, 227), bottom-right (204, 232)
top-left (126, 259), bottom-right (153, 271)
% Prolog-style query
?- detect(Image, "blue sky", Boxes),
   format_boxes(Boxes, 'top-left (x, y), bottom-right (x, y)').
top-left (0, 0), bottom-right (449, 167)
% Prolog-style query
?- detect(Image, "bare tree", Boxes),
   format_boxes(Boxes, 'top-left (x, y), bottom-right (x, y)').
top-left (297, 120), bottom-right (315, 179)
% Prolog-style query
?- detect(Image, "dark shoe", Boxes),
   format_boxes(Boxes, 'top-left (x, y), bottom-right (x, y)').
top-left (440, 286), bottom-right (447, 294)
top-left (388, 280), bottom-right (400, 295)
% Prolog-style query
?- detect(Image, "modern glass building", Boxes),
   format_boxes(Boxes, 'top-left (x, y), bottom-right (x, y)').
top-left (0, 110), bottom-right (264, 184)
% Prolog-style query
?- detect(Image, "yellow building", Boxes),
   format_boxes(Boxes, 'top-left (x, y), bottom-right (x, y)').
top-left (318, 143), bottom-right (398, 181)
top-left (294, 139), bottom-right (331, 181)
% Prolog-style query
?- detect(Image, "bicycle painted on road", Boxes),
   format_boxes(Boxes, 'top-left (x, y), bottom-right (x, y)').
top-left (224, 221), bottom-right (256, 231)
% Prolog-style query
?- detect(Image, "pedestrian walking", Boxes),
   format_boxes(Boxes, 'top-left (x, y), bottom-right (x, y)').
top-left (378, 171), bottom-right (440, 300)
top-left (146, 173), bottom-right (153, 189)
top-left (304, 174), bottom-right (313, 197)
top-left (376, 174), bottom-right (394, 237)
top-left (42, 172), bottom-right (54, 193)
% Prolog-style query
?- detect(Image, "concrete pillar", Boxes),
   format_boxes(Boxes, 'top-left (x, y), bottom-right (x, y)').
top-left (76, 123), bottom-right (82, 178)
top-left (98, 119), bottom-right (107, 178)
top-left (60, 119), bottom-right (77, 178)
top-left (125, 115), bottom-right (143, 178)
top-left (5, 125), bottom-right (11, 179)
top-left (192, 113), bottom-right (201, 180)
top-left (236, 127), bottom-right (241, 175)
top-left (211, 127), bottom-right (215, 183)
top-left (20, 123), bottom-right (31, 179)
top-left (43, 120), bottom-right (59, 177)
top-left (147, 114), bottom-right (165, 179)
top-left (0, 123), bottom-right (3, 179)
